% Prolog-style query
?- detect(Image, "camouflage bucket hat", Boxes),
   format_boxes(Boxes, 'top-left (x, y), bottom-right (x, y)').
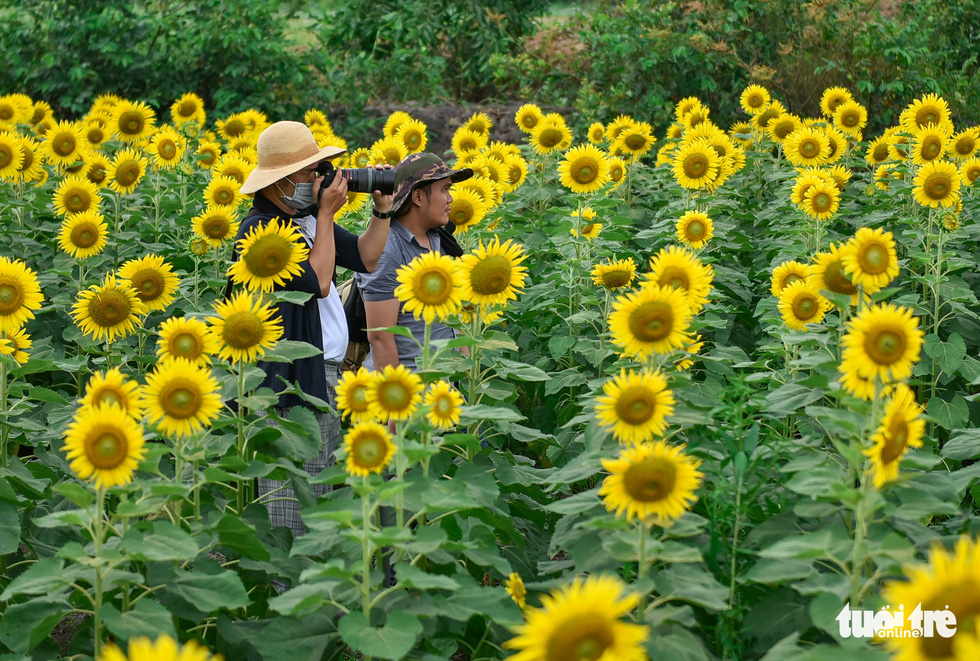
top-left (390, 153), bottom-right (472, 216)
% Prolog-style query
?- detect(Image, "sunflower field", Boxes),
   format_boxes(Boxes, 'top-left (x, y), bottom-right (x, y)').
top-left (0, 86), bottom-right (978, 661)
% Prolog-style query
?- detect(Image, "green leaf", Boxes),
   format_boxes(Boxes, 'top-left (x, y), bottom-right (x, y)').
top-left (758, 528), bottom-right (850, 560)
top-left (158, 569), bottom-right (250, 613)
top-left (121, 521), bottom-right (199, 562)
top-left (268, 291), bottom-right (314, 306)
top-left (0, 597), bottom-right (64, 653)
top-left (395, 563), bottom-right (460, 590)
top-left (0, 558), bottom-right (72, 601)
top-left (653, 564), bottom-right (728, 611)
top-left (262, 340), bottom-right (325, 363)
top-left (942, 429), bottom-right (980, 460)
top-left (765, 383), bottom-right (824, 416)
top-left (0, 501), bottom-right (20, 555)
top-left (52, 482), bottom-right (94, 507)
top-left (924, 332), bottom-right (966, 375)
top-left (548, 335), bottom-right (576, 360)
top-left (252, 614), bottom-right (337, 661)
top-left (100, 599), bottom-right (177, 643)
top-left (214, 513), bottom-right (272, 561)
top-left (338, 611), bottom-right (422, 660)
top-left (267, 406), bottom-right (324, 462)
top-left (928, 395), bottom-right (970, 430)
top-left (27, 386), bottom-right (68, 405)
top-left (494, 358), bottom-right (551, 382)
top-left (459, 404), bottom-right (524, 423)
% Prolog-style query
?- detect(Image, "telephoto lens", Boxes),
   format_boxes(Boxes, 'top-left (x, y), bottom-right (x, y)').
top-left (317, 162), bottom-right (395, 195)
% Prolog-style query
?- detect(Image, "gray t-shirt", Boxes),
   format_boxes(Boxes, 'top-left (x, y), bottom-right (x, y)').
top-left (355, 220), bottom-right (456, 371)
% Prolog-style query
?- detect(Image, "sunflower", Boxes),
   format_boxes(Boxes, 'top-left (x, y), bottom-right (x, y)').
top-left (728, 120), bottom-right (754, 148)
top-left (675, 210), bottom-right (713, 249)
top-left (228, 218), bottom-right (310, 292)
top-left (913, 159), bottom-right (961, 208)
top-left (682, 105), bottom-right (711, 130)
top-left (382, 110), bottom-right (413, 139)
top-left (367, 364), bottom-right (423, 422)
top-left (0, 131), bottom-right (25, 180)
top-left (911, 123), bottom-right (949, 165)
top-left (58, 210), bottom-right (108, 259)
top-left (108, 148), bottom-right (147, 195)
top-left (504, 573), bottom-right (527, 610)
top-left (82, 150), bottom-right (111, 188)
top-left (203, 175), bottom-right (245, 210)
top-left (801, 180), bottom-right (840, 220)
top-left (100, 635), bottom-right (220, 661)
top-left (961, 157), bottom-right (980, 186)
top-left (471, 154), bottom-right (507, 188)
top-left (671, 138), bottom-right (720, 189)
top-left (111, 99), bottom-right (155, 143)
top-left (463, 111), bottom-right (493, 136)
top-left (808, 242), bottom-right (862, 305)
top-left (0, 329), bottom-right (30, 365)
top-left (881, 536), bottom-right (980, 661)
top-left (606, 115), bottom-right (637, 142)
top-left (865, 134), bottom-right (892, 166)
top-left (767, 114), bottom-right (802, 144)
top-left (777, 280), bottom-right (830, 331)
top-left (192, 205), bottom-right (240, 248)
top-left (595, 368), bottom-right (675, 444)
top-left (613, 124), bottom-right (656, 161)
top-left (337, 190), bottom-right (370, 219)
top-left (394, 251), bottom-right (464, 324)
top-left (645, 245), bottom-right (714, 315)
top-left (424, 381), bottom-right (464, 429)
top-left (599, 440), bottom-right (703, 526)
top-left (0, 257), bottom-right (43, 334)
top-left (770, 260), bottom-right (809, 297)
top-left (215, 112), bottom-right (250, 142)
top-left (832, 100), bottom-right (867, 136)
top-left (784, 127), bottom-right (830, 167)
top-left (874, 163), bottom-right (902, 191)
top-left (348, 147), bottom-right (376, 169)
top-left (209, 291), bottom-right (284, 363)
top-left (156, 316), bottom-right (219, 367)
top-left (335, 367), bottom-right (379, 423)
top-left (192, 141), bottom-right (221, 170)
top-left (901, 92), bottom-right (952, 134)
top-left (144, 125), bottom-right (186, 169)
top-left (0, 94), bottom-right (29, 126)
top-left (840, 227), bottom-right (899, 292)
top-left (860, 384), bottom-right (925, 489)
top-left (514, 104), bottom-right (544, 133)
top-left (948, 127), bottom-right (979, 160)
top-left (530, 119), bottom-right (572, 156)
top-left (79, 367), bottom-right (142, 419)
top-left (43, 120), bottom-right (84, 169)
top-left (608, 284), bottom-right (692, 359)
top-left (394, 118), bottom-right (427, 154)
top-left (141, 358), bottom-right (222, 438)
top-left (458, 175), bottom-right (501, 209)
top-left (503, 154), bottom-right (529, 190)
top-left (740, 85), bottom-right (770, 115)
top-left (12, 134), bottom-right (44, 184)
top-left (451, 127), bottom-right (487, 157)
top-left (342, 421), bottom-right (396, 477)
top-left (53, 175), bottom-right (101, 217)
top-left (459, 237), bottom-right (529, 307)
top-left (674, 333), bottom-right (704, 371)
top-left (820, 87), bottom-right (853, 117)
top-left (63, 403), bottom-right (145, 488)
top-left (822, 164), bottom-right (851, 193)
top-left (89, 93), bottom-right (121, 118)
top-left (118, 255), bottom-right (180, 312)
top-left (753, 101), bottom-right (785, 132)
top-left (557, 144), bottom-right (610, 194)
top-left (570, 207), bottom-right (601, 240)
top-left (169, 93), bottom-right (206, 128)
top-left (586, 122), bottom-right (605, 144)
top-left (604, 156), bottom-right (627, 191)
top-left (370, 135), bottom-right (408, 167)
top-left (504, 574), bottom-right (648, 661)
top-left (72, 274), bottom-right (145, 342)
top-left (841, 303), bottom-right (923, 382)
top-left (591, 258), bottom-right (637, 290)
top-left (304, 108), bottom-right (331, 132)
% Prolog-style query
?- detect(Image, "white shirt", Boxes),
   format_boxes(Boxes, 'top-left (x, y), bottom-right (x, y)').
top-left (296, 214), bottom-right (349, 363)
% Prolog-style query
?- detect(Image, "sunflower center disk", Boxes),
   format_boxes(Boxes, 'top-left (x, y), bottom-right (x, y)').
top-left (926, 175), bottom-right (950, 199)
top-left (825, 262), bottom-right (858, 295)
top-left (121, 112), bottom-right (142, 134)
top-left (245, 236), bottom-right (291, 278)
top-left (687, 221), bottom-right (705, 239)
top-left (205, 218), bottom-right (230, 239)
top-left (540, 129), bottom-right (561, 148)
top-left (0, 283), bottom-right (24, 313)
top-left (684, 156), bottom-right (706, 178)
top-left (133, 271), bottom-right (163, 301)
top-left (435, 397), bottom-right (453, 415)
top-left (164, 385), bottom-right (199, 418)
top-left (97, 391), bottom-right (123, 407)
top-left (451, 202), bottom-right (474, 224)
top-left (174, 334), bottom-right (200, 358)
top-left (180, 101), bottom-right (197, 115)
top-left (68, 192), bottom-right (89, 212)
top-left (615, 387), bottom-right (655, 425)
top-left (574, 162), bottom-right (596, 184)
top-left (813, 193), bottom-right (831, 212)
top-left (859, 245), bottom-right (888, 274)
top-left (795, 297), bottom-right (817, 320)
top-left (216, 188), bottom-right (234, 205)
top-left (546, 617), bottom-right (613, 661)
top-left (624, 457), bottom-right (677, 503)
top-left (867, 329), bottom-right (905, 365)
top-left (160, 142), bottom-right (177, 159)
top-left (602, 271), bottom-right (630, 288)
top-left (88, 431), bottom-right (127, 469)
top-left (89, 166), bottom-right (106, 183)
top-left (56, 137), bottom-right (75, 156)
top-left (629, 302), bottom-right (673, 342)
top-left (350, 387), bottom-right (369, 411)
top-left (418, 272), bottom-right (450, 305)
top-left (921, 588), bottom-right (980, 659)
top-left (923, 140), bottom-right (941, 159)
top-left (801, 141), bottom-right (818, 158)
top-left (90, 290), bottom-right (131, 326)
top-left (118, 163), bottom-right (139, 186)
top-left (378, 383), bottom-right (409, 411)
top-left (880, 421), bottom-right (909, 465)
top-left (0, 148), bottom-right (12, 168)
top-left (353, 438), bottom-right (383, 467)
top-left (224, 312), bottom-right (263, 349)
top-left (470, 256), bottom-right (512, 296)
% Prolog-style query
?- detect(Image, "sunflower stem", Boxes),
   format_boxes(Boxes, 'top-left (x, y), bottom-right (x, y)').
top-left (850, 378), bottom-right (882, 605)
top-left (636, 522), bottom-right (649, 621)
top-left (466, 312), bottom-right (483, 463)
top-left (92, 484), bottom-right (106, 660)
top-left (361, 475), bottom-right (374, 621)
top-left (0, 347), bottom-right (8, 469)
top-left (422, 320), bottom-right (432, 373)
top-left (236, 362), bottom-right (247, 514)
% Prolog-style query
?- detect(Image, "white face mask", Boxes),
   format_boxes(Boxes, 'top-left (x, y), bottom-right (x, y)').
top-left (277, 176), bottom-right (316, 213)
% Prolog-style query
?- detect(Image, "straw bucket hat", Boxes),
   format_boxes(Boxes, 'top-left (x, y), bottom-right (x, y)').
top-left (240, 121), bottom-right (346, 195)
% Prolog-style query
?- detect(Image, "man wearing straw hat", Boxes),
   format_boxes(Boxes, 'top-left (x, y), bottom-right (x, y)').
top-left (233, 120), bottom-right (394, 544)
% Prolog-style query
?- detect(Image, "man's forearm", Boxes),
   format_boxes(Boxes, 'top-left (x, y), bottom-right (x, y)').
top-left (369, 335), bottom-right (400, 371)
top-left (357, 217), bottom-right (391, 272)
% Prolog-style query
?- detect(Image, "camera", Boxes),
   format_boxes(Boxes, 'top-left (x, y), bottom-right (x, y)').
top-left (316, 161), bottom-right (395, 195)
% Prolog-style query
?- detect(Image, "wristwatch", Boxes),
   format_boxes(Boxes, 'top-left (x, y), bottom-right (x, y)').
top-left (372, 207), bottom-right (393, 219)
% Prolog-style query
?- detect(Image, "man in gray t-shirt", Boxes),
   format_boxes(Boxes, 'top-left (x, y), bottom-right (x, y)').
top-left (356, 153), bottom-right (473, 372)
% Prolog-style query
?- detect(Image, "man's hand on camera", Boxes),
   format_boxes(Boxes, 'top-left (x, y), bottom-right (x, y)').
top-left (315, 170), bottom-right (348, 218)
top-left (371, 164), bottom-right (395, 213)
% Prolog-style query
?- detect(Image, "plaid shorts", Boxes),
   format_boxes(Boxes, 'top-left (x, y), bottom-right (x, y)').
top-left (257, 360), bottom-right (342, 539)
